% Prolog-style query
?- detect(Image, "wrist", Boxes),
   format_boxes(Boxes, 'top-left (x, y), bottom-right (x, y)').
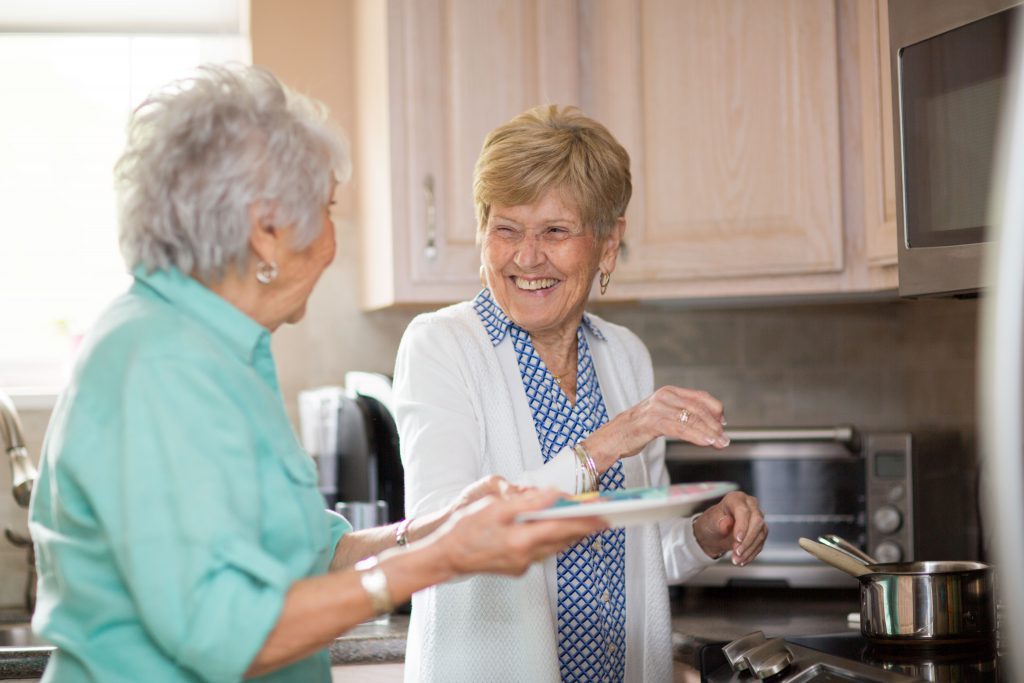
top-left (411, 506), bottom-right (449, 543)
top-left (355, 556), bottom-right (394, 615)
top-left (395, 518), bottom-right (414, 547)
top-left (580, 437), bottom-right (614, 475)
top-left (573, 442), bottom-right (599, 492)
top-left (412, 534), bottom-right (460, 584)
top-left (691, 514), bottom-right (724, 560)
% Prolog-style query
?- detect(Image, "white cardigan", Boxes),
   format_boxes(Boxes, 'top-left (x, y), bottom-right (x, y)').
top-left (393, 302), bottom-right (718, 683)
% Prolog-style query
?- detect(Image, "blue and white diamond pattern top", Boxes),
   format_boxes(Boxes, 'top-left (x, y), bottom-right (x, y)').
top-left (474, 289), bottom-right (626, 683)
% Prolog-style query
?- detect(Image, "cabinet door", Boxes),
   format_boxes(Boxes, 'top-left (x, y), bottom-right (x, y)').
top-left (358, 0), bottom-right (580, 308)
top-left (859, 0), bottom-right (898, 268)
top-left (581, 0), bottom-right (844, 296)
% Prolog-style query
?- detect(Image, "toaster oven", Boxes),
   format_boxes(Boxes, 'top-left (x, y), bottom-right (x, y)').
top-left (664, 426), bottom-right (978, 588)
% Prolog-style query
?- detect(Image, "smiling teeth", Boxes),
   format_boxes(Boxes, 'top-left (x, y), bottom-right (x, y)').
top-left (515, 277), bottom-right (558, 291)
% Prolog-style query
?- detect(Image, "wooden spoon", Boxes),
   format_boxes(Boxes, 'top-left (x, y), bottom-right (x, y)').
top-left (798, 537), bottom-right (872, 578)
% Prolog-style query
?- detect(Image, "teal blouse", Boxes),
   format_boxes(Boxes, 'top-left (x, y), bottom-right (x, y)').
top-left (29, 267), bottom-right (351, 683)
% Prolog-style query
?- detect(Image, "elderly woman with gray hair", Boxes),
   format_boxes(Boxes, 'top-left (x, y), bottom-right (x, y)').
top-left (394, 105), bottom-right (769, 682)
top-left (27, 66), bottom-right (603, 683)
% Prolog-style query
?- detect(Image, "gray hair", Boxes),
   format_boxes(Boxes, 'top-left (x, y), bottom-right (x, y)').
top-left (115, 63), bottom-right (349, 280)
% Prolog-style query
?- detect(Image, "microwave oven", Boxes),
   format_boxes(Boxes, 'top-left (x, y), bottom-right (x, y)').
top-left (664, 427), bottom-right (979, 588)
top-left (890, 0), bottom-right (1023, 297)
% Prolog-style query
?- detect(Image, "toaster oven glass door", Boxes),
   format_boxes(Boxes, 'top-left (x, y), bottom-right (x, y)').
top-left (666, 452), bottom-right (865, 565)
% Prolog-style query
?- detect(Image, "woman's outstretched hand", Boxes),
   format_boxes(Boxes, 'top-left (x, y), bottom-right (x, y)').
top-left (692, 492), bottom-right (768, 566)
top-left (583, 386), bottom-right (730, 472)
top-left (435, 489), bottom-right (607, 577)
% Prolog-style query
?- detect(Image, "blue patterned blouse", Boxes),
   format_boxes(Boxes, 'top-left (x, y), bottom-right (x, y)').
top-left (474, 289), bottom-right (626, 683)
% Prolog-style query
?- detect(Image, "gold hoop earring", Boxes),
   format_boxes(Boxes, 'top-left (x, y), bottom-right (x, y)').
top-left (599, 271), bottom-right (611, 295)
top-left (479, 265), bottom-right (487, 289)
top-left (256, 260), bottom-right (278, 285)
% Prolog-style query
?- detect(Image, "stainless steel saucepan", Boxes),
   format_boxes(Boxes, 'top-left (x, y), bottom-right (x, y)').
top-left (799, 537), bottom-right (995, 645)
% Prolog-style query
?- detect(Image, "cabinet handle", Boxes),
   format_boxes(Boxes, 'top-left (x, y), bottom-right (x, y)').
top-left (423, 175), bottom-right (438, 261)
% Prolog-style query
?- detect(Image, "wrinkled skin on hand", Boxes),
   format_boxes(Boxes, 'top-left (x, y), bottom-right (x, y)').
top-left (584, 386), bottom-right (730, 472)
top-left (436, 489), bottom-right (607, 577)
top-left (692, 491), bottom-right (768, 565)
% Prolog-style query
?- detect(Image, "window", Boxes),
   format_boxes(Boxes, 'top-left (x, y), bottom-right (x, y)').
top-left (0, 7), bottom-right (249, 395)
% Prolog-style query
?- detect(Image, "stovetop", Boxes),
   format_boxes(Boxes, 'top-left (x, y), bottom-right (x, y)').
top-left (700, 630), bottom-right (1002, 682)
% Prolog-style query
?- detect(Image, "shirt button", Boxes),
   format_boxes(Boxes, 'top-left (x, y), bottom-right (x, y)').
top-left (602, 590), bottom-right (610, 603)
top-left (593, 539), bottom-right (603, 553)
top-left (608, 642), bottom-right (618, 654)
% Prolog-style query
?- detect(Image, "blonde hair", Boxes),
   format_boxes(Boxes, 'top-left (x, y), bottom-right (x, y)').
top-left (473, 105), bottom-right (631, 240)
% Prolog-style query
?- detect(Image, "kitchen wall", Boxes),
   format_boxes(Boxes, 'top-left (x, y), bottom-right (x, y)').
top-left (0, 0), bottom-right (980, 607)
top-left (251, 0), bottom-right (979, 438)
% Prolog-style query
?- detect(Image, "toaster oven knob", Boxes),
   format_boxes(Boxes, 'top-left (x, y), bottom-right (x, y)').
top-left (873, 540), bottom-right (903, 563)
top-left (872, 505), bottom-right (903, 534)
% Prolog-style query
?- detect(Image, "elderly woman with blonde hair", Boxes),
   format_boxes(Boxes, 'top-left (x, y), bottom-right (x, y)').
top-left (394, 105), bottom-right (769, 682)
top-left (28, 67), bottom-right (603, 683)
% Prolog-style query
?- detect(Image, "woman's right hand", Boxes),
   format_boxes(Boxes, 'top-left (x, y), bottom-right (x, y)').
top-left (583, 386), bottom-right (729, 473)
top-left (434, 489), bottom-right (606, 576)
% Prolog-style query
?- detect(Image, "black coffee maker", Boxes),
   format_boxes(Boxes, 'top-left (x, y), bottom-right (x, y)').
top-left (298, 373), bottom-right (404, 524)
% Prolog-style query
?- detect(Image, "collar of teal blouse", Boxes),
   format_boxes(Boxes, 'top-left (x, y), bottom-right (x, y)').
top-left (131, 266), bottom-right (272, 370)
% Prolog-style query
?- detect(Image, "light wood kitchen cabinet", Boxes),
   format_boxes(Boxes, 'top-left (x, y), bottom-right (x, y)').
top-left (355, 0), bottom-right (898, 308)
top-left (354, 0), bottom-right (581, 309)
top-left (858, 0), bottom-right (899, 277)
top-left (580, 0), bottom-right (898, 301)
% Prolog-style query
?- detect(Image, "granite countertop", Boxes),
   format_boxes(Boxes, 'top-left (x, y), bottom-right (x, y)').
top-left (1, 588), bottom-right (859, 680)
top-left (0, 613), bottom-right (410, 680)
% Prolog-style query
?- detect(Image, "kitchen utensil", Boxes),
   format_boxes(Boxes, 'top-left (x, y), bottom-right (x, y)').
top-left (515, 482), bottom-right (737, 528)
top-left (817, 534), bottom-right (876, 565)
top-left (797, 538), bottom-right (871, 578)
top-left (799, 537), bottom-right (995, 645)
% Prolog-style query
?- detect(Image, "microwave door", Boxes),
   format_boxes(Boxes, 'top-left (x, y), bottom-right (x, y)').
top-left (980, 10), bottom-right (1024, 680)
top-left (889, 0), bottom-right (1023, 297)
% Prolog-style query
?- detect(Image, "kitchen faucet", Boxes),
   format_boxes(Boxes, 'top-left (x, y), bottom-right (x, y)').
top-left (0, 390), bottom-right (38, 507)
top-left (0, 389), bottom-right (39, 614)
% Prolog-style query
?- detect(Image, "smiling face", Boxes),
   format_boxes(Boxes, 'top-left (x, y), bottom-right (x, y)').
top-left (481, 187), bottom-right (622, 342)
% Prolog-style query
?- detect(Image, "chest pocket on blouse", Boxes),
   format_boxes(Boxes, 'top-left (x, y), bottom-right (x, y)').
top-left (262, 431), bottom-right (332, 572)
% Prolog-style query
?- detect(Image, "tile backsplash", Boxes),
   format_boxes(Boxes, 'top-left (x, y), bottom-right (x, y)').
top-left (590, 296), bottom-right (978, 433)
top-left (1, 294), bottom-right (978, 607)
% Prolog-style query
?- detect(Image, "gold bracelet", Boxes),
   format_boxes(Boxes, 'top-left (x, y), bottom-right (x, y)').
top-left (572, 444), bottom-right (590, 493)
top-left (579, 442), bottom-right (599, 491)
top-left (354, 556), bottom-right (393, 615)
top-left (573, 443), bottom-right (599, 493)
top-left (572, 445), bottom-right (586, 494)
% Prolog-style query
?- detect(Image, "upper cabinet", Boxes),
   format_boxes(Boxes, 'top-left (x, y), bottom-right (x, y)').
top-left (355, 0), bottom-right (897, 308)
top-left (858, 0), bottom-right (899, 276)
top-left (582, 0), bottom-right (844, 298)
top-left (354, 0), bottom-right (580, 309)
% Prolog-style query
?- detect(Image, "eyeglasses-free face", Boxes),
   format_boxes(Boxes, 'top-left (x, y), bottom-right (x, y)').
top-left (480, 187), bottom-right (619, 343)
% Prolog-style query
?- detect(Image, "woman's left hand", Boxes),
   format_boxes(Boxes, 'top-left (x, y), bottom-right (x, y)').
top-left (692, 492), bottom-right (768, 566)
